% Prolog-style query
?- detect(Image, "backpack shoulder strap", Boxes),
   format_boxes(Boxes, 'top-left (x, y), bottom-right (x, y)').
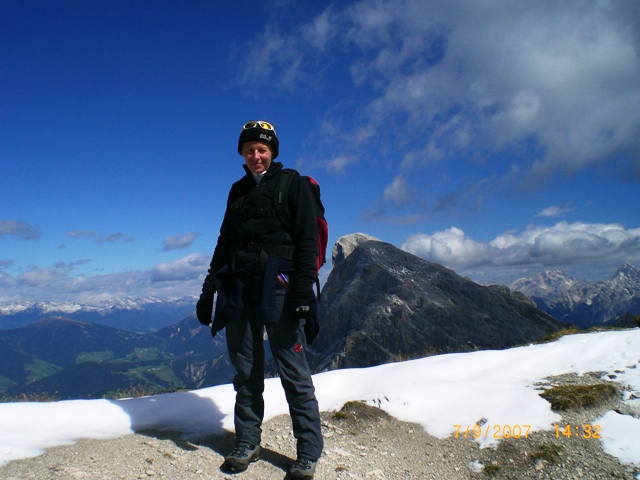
top-left (273, 168), bottom-right (296, 231)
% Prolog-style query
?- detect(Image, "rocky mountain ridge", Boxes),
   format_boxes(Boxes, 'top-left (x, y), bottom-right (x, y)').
top-left (310, 234), bottom-right (565, 371)
top-left (508, 270), bottom-right (587, 298)
top-left (509, 263), bottom-right (640, 328)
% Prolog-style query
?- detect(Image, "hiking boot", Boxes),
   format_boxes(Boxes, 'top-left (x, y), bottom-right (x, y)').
top-left (223, 444), bottom-right (260, 472)
top-left (287, 457), bottom-right (317, 479)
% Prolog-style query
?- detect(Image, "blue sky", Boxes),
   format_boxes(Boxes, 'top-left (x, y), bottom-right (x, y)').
top-left (1, 0), bottom-right (640, 302)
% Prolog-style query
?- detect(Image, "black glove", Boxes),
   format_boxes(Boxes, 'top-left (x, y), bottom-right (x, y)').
top-left (196, 291), bottom-right (214, 326)
top-left (292, 299), bottom-right (315, 322)
top-left (292, 298), bottom-right (321, 345)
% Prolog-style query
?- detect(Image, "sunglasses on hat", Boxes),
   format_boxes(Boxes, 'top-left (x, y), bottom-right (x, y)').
top-left (243, 121), bottom-right (276, 133)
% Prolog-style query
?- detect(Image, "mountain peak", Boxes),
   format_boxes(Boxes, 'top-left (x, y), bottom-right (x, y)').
top-left (32, 316), bottom-right (84, 325)
top-left (613, 262), bottom-right (639, 278)
top-left (509, 270), bottom-right (580, 298)
top-left (315, 238), bottom-right (563, 370)
top-left (332, 233), bottom-right (381, 268)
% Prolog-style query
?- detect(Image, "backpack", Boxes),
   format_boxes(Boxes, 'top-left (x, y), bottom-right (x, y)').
top-left (273, 169), bottom-right (328, 298)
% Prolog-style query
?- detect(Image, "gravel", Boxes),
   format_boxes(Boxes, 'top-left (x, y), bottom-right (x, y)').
top-left (1, 373), bottom-right (639, 480)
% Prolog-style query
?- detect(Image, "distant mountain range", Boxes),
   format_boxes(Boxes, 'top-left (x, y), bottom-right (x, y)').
top-left (509, 263), bottom-right (640, 329)
top-left (0, 315), bottom-right (234, 399)
top-left (0, 296), bottom-right (197, 332)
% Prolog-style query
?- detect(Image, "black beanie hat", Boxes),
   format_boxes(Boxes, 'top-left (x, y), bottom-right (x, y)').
top-left (238, 120), bottom-right (279, 159)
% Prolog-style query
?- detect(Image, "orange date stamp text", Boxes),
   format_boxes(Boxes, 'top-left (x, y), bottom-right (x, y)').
top-left (453, 424), bottom-right (531, 439)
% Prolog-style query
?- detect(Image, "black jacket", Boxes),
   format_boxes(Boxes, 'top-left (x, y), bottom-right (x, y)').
top-left (201, 161), bottom-right (319, 307)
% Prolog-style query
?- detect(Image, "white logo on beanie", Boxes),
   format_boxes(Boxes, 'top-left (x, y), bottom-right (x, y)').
top-left (260, 134), bottom-right (272, 141)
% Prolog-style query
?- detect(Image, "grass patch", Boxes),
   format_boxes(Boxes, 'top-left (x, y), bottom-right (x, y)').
top-left (119, 364), bottom-right (184, 389)
top-left (483, 462), bottom-right (500, 475)
top-left (107, 383), bottom-right (165, 399)
top-left (0, 391), bottom-right (59, 403)
top-left (342, 400), bottom-right (367, 409)
top-left (146, 365), bottom-right (184, 386)
top-left (76, 350), bottom-right (114, 364)
top-left (333, 401), bottom-right (371, 420)
top-left (332, 400), bottom-right (391, 426)
top-left (0, 375), bottom-right (16, 393)
top-left (118, 347), bottom-right (163, 362)
top-left (528, 443), bottom-right (562, 463)
top-left (332, 400), bottom-right (368, 420)
top-left (540, 328), bottom-right (582, 343)
top-left (106, 383), bottom-right (189, 399)
top-left (24, 359), bottom-right (63, 383)
top-left (540, 383), bottom-right (618, 410)
top-left (539, 326), bottom-right (628, 344)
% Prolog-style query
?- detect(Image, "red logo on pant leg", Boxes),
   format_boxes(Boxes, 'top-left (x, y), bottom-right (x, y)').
top-left (294, 343), bottom-right (303, 353)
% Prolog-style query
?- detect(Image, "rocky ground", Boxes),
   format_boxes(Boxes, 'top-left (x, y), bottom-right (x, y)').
top-left (1, 373), bottom-right (639, 480)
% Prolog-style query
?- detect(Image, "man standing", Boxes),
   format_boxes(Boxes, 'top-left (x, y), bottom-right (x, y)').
top-left (197, 120), bottom-right (323, 479)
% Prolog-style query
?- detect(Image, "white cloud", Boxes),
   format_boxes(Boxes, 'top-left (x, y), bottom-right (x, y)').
top-left (383, 175), bottom-right (412, 206)
top-left (0, 261), bottom-right (16, 289)
top-left (95, 233), bottom-right (134, 244)
top-left (237, 26), bottom-right (314, 92)
top-left (53, 259), bottom-right (91, 273)
top-left (327, 155), bottom-right (359, 174)
top-left (535, 203), bottom-right (573, 217)
top-left (65, 230), bottom-right (97, 239)
top-left (401, 221), bottom-right (640, 282)
top-left (355, 1), bottom-right (640, 179)
top-left (401, 226), bottom-right (489, 267)
top-left (0, 220), bottom-right (40, 240)
top-left (0, 253), bottom-right (210, 303)
top-left (151, 253), bottom-right (210, 282)
top-left (66, 230), bottom-right (134, 244)
top-left (242, 0), bottom-right (640, 185)
top-left (302, 7), bottom-right (338, 51)
top-left (162, 232), bottom-right (200, 251)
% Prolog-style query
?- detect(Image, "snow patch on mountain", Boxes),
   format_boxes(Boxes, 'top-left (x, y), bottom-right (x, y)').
top-left (0, 296), bottom-right (196, 316)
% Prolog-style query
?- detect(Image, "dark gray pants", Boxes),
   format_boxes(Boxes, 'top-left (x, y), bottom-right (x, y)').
top-left (225, 287), bottom-right (323, 461)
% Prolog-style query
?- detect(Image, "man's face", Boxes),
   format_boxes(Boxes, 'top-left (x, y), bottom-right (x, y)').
top-left (242, 141), bottom-right (273, 174)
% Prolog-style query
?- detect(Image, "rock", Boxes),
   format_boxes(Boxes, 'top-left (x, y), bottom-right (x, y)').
top-left (617, 399), bottom-right (640, 418)
top-left (332, 233), bottom-right (381, 268)
top-left (613, 312), bottom-right (640, 329)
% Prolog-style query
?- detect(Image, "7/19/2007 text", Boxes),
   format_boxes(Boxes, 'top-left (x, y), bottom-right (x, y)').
top-left (454, 424), bottom-right (531, 439)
